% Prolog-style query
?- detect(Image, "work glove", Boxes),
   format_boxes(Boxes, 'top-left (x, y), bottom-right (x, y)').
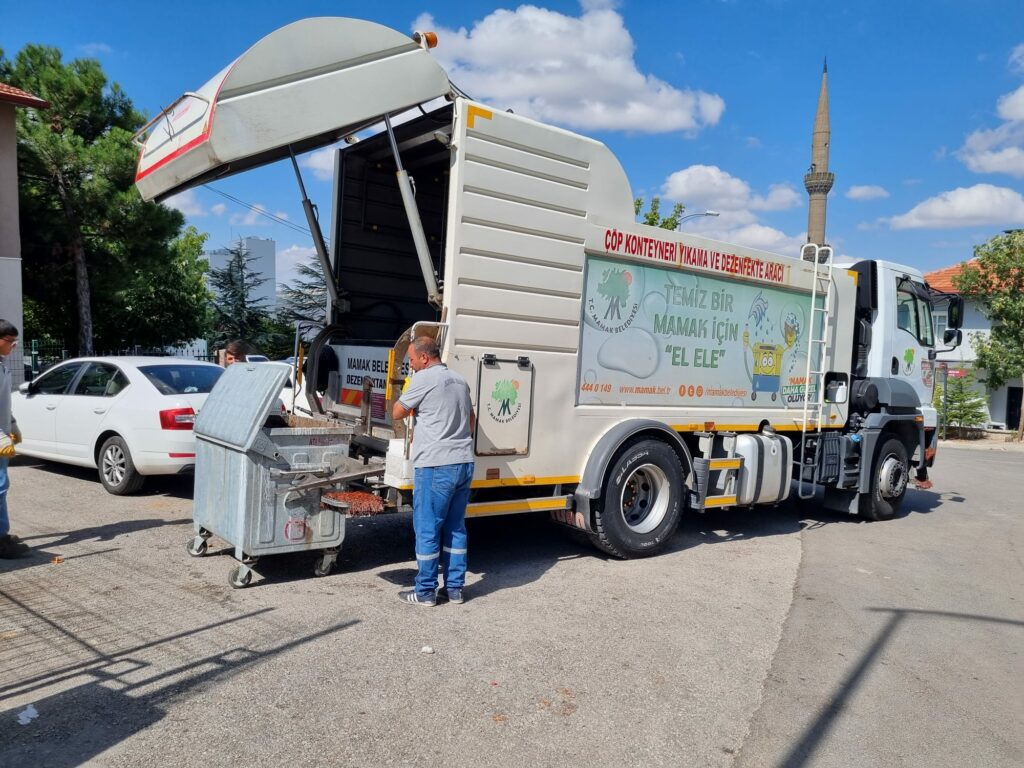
top-left (11, 423), bottom-right (21, 444)
top-left (0, 433), bottom-right (14, 458)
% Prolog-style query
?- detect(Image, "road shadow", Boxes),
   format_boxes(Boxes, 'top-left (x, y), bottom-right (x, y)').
top-left (0, 518), bottom-right (191, 575)
top-left (0, 603), bottom-right (358, 767)
top-left (10, 456), bottom-right (194, 500)
top-left (772, 607), bottom-right (1024, 768)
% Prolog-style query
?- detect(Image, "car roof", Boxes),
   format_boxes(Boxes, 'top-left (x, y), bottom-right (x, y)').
top-left (54, 356), bottom-right (222, 368)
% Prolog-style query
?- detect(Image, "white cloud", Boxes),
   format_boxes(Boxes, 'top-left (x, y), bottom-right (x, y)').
top-left (163, 189), bottom-right (206, 217)
top-left (1010, 43), bottom-right (1024, 75)
top-left (276, 245), bottom-right (317, 286)
top-left (301, 146), bottom-right (338, 182)
top-left (695, 222), bottom-right (807, 258)
top-left (885, 184), bottom-right (1024, 229)
top-left (211, 203), bottom-right (226, 216)
top-left (845, 185), bottom-right (890, 201)
top-left (230, 204), bottom-right (272, 226)
top-left (657, 164), bottom-right (805, 256)
top-left (957, 65), bottom-right (1024, 176)
top-left (78, 42), bottom-right (112, 56)
top-left (415, 5), bottom-right (724, 135)
top-left (660, 164), bottom-right (801, 212)
top-left (273, 211), bottom-right (289, 221)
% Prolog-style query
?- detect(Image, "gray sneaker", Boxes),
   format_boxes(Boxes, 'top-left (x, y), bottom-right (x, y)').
top-left (439, 587), bottom-right (464, 604)
top-left (397, 589), bottom-right (436, 607)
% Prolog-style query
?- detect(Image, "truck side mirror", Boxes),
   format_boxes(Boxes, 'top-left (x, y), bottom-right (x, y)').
top-left (943, 328), bottom-right (962, 347)
top-left (947, 296), bottom-right (964, 329)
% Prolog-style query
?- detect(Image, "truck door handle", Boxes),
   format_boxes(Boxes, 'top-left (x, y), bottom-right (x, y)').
top-left (93, 408), bottom-right (107, 414)
top-left (891, 357), bottom-right (899, 375)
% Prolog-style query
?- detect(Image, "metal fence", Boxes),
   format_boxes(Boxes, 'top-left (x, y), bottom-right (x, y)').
top-left (23, 341), bottom-right (215, 381)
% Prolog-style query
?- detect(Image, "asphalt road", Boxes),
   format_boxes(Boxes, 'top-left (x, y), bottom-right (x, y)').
top-left (0, 446), bottom-right (1020, 767)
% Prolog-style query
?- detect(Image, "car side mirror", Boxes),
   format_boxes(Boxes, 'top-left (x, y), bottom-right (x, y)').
top-left (943, 328), bottom-right (962, 347)
top-left (947, 296), bottom-right (964, 330)
top-left (18, 381), bottom-right (34, 394)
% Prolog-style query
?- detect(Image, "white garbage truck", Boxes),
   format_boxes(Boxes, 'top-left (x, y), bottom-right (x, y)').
top-left (134, 16), bottom-right (964, 558)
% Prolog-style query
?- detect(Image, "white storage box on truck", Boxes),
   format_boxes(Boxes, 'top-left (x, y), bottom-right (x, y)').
top-left (135, 16), bottom-right (964, 560)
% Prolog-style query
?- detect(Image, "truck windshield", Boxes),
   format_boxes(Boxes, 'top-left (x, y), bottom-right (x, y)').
top-left (896, 278), bottom-right (934, 346)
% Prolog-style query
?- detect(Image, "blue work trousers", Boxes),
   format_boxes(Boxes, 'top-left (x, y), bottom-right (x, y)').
top-left (412, 462), bottom-right (473, 597)
top-left (0, 458), bottom-right (9, 537)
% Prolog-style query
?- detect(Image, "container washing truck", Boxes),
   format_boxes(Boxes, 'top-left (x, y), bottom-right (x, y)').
top-left (134, 16), bottom-right (964, 559)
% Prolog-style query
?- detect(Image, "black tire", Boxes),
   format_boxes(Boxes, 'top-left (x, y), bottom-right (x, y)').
top-left (98, 436), bottom-right (145, 495)
top-left (858, 436), bottom-right (909, 521)
top-left (590, 438), bottom-right (685, 558)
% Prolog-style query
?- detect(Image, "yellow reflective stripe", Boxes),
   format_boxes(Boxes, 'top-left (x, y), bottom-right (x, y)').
top-left (466, 498), bottom-right (571, 517)
top-left (703, 496), bottom-right (737, 508)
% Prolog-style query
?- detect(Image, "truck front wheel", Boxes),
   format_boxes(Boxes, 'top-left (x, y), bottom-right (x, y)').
top-left (858, 436), bottom-right (909, 521)
top-left (590, 439), bottom-right (685, 558)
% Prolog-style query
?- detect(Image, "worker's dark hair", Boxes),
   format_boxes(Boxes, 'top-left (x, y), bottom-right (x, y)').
top-left (0, 320), bottom-right (18, 338)
top-left (226, 339), bottom-right (259, 359)
top-left (411, 336), bottom-right (440, 360)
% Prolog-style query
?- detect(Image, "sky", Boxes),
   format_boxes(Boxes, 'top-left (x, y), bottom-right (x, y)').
top-left (4, 0), bottom-right (1024, 288)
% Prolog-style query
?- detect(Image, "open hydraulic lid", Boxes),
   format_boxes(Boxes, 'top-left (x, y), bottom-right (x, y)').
top-left (134, 17), bottom-right (451, 202)
top-left (194, 362), bottom-right (291, 457)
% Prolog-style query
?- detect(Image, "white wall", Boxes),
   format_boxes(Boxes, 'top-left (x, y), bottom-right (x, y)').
top-left (0, 103), bottom-right (24, 385)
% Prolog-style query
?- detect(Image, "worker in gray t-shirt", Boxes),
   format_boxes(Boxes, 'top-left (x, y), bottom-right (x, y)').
top-left (392, 336), bottom-right (475, 606)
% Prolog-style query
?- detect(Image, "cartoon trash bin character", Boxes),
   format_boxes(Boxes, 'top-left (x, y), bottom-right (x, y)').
top-left (751, 343), bottom-right (783, 401)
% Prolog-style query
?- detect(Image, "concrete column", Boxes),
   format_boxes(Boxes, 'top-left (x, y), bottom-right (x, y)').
top-left (0, 103), bottom-right (24, 385)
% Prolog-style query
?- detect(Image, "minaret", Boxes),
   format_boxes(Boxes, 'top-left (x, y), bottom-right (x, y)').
top-left (804, 60), bottom-right (834, 246)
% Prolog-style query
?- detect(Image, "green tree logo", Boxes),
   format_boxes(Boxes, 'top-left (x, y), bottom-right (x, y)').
top-left (491, 379), bottom-right (520, 416)
top-left (598, 268), bottom-right (632, 321)
top-left (903, 348), bottom-right (915, 374)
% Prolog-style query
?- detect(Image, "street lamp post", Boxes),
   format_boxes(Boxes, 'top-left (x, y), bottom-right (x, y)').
top-left (677, 210), bottom-right (720, 228)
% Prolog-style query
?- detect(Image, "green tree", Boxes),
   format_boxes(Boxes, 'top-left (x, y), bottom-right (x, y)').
top-left (207, 240), bottom-right (272, 349)
top-left (102, 226), bottom-right (213, 350)
top-left (954, 230), bottom-right (1024, 441)
top-left (2, 45), bottom-right (196, 354)
top-left (634, 196), bottom-right (685, 230)
top-left (934, 368), bottom-right (989, 438)
top-left (277, 249), bottom-right (328, 328)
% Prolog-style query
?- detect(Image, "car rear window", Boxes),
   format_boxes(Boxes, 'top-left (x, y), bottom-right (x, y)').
top-left (139, 364), bottom-right (224, 395)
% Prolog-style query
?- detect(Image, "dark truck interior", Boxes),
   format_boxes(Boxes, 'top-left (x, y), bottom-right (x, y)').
top-left (327, 102), bottom-right (455, 343)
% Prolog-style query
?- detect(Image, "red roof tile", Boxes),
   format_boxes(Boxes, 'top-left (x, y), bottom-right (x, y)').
top-left (924, 259), bottom-right (977, 293)
top-left (0, 82), bottom-right (49, 109)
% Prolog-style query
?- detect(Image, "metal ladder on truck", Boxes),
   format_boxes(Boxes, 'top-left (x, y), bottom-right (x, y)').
top-left (795, 243), bottom-right (834, 499)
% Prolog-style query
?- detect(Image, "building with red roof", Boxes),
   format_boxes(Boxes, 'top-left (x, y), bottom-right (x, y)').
top-left (923, 260), bottom-right (1022, 431)
top-left (1, 82), bottom-right (49, 385)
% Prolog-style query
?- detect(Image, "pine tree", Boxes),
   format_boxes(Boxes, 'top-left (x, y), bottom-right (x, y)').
top-left (207, 241), bottom-right (271, 349)
top-left (935, 368), bottom-right (989, 438)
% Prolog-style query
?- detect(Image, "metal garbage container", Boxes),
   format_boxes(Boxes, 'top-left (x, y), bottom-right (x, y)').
top-left (186, 362), bottom-right (373, 588)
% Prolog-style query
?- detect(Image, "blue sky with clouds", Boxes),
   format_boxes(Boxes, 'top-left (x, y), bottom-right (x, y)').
top-left (4, 0), bottom-right (1024, 286)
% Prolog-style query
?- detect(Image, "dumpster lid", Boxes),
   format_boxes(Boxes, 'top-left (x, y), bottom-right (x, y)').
top-left (194, 362), bottom-right (291, 453)
top-left (134, 16), bottom-right (451, 202)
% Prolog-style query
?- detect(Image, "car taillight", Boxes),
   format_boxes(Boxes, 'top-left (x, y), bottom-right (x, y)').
top-left (160, 407), bottom-right (196, 430)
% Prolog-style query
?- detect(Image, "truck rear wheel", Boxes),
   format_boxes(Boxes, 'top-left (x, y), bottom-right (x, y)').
top-left (858, 436), bottom-right (909, 521)
top-left (590, 438), bottom-right (685, 558)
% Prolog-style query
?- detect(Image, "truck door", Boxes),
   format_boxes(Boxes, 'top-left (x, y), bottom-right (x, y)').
top-left (885, 271), bottom-right (937, 423)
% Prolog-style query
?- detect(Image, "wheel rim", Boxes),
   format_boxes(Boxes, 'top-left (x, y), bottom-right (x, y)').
top-left (102, 444), bottom-right (126, 486)
top-left (619, 463), bottom-right (670, 534)
top-left (878, 454), bottom-right (907, 499)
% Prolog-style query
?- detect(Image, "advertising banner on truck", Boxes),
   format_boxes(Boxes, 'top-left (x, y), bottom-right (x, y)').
top-left (578, 256), bottom-right (819, 409)
top-left (331, 345), bottom-right (410, 420)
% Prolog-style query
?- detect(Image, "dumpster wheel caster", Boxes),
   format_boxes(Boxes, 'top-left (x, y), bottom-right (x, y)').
top-left (314, 550), bottom-right (338, 577)
top-left (228, 565), bottom-right (253, 589)
top-left (186, 537), bottom-right (208, 557)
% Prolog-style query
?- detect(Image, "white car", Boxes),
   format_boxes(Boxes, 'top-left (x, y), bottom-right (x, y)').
top-left (12, 357), bottom-right (224, 495)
